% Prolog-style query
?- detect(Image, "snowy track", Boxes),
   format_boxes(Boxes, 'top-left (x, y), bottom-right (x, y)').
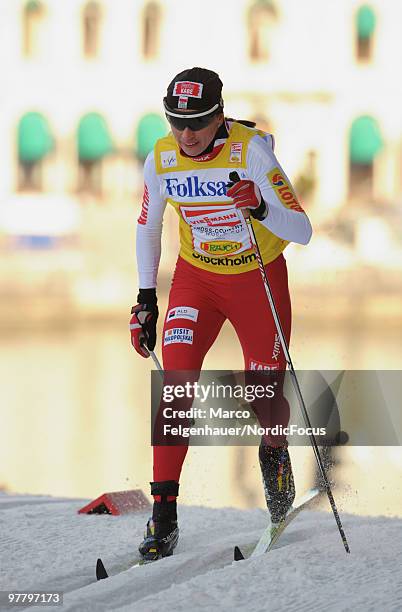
top-left (0, 493), bottom-right (401, 611)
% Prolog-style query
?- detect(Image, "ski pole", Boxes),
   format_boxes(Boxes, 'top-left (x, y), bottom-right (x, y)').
top-left (147, 348), bottom-right (163, 372)
top-left (229, 172), bottom-right (350, 553)
top-left (140, 340), bottom-right (163, 372)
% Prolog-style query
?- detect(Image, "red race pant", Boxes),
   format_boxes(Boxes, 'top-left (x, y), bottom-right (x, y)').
top-left (153, 254), bottom-right (291, 488)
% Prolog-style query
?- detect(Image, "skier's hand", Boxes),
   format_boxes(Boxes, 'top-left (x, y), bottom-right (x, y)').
top-left (227, 179), bottom-right (261, 210)
top-left (130, 289), bottom-right (158, 358)
top-left (227, 179), bottom-right (268, 221)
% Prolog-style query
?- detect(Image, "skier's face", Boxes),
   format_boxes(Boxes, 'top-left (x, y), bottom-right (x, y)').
top-left (171, 114), bottom-right (224, 157)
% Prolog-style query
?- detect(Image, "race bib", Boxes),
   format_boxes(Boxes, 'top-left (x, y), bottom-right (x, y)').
top-left (180, 205), bottom-right (252, 257)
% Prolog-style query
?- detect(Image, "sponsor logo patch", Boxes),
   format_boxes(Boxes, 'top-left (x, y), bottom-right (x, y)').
top-left (200, 240), bottom-right (242, 256)
top-left (165, 176), bottom-right (228, 199)
top-left (137, 184), bottom-right (149, 225)
top-left (229, 142), bottom-right (243, 163)
top-left (164, 328), bottom-right (194, 345)
top-left (161, 150), bottom-right (177, 168)
top-left (249, 359), bottom-right (280, 371)
top-left (180, 204), bottom-right (252, 257)
top-left (267, 168), bottom-right (304, 213)
top-left (192, 252), bottom-right (256, 266)
top-left (272, 334), bottom-right (281, 361)
top-left (167, 306), bottom-right (199, 322)
top-left (178, 96), bottom-right (188, 109)
top-left (182, 206), bottom-right (239, 228)
top-left (173, 81), bottom-right (203, 98)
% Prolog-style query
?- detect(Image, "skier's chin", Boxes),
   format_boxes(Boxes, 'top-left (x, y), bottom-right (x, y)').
top-left (181, 142), bottom-right (203, 156)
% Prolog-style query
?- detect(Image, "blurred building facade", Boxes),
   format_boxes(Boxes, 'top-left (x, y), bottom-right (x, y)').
top-left (1, 0), bottom-right (401, 207)
top-left (0, 0), bottom-right (401, 318)
top-left (1, 0), bottom-right (402, 504)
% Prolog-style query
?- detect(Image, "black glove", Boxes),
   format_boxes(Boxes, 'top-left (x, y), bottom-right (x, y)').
top-left (130, 288), bottom-right (159, 356)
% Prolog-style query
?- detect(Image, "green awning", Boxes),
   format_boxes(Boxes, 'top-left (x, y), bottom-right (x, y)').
top-left (136, 114), bottom-right (168, 161)
top-left (350, 116), bottom-right (383, 164)
top-left (26, 0), bottom-right (43, 12)
top-left (77, 113), bottom-right (113, 161)
top-left (84, 1), bottom-right (101, 18)
top-left (252, 0), bottom-right (276, 11)
top-left (18, 112), bottom-right (53, 162)
top-left (356, 5), bottom-right (376, 39)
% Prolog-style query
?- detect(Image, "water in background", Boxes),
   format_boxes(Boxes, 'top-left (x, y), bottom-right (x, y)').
top-left (1, 310), bottom-right (401, 518)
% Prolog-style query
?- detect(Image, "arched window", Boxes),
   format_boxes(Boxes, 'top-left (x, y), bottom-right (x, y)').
top-left (248, 0), bottom-right (277, 62)
top-left (349, 115), bottom-right (383, 197)
top-left (136, 113), bottom-right (167, 161)
top-left (77, 113), bottom-right (113, 195)
top-left (142, 2), bottom-right (161, 60)
top-left (355, 5), bottom-right (376, 62)
top-left (17, 112), bottom-right (54, 191)
top-left (83, 1), bottom-right (101, 58)
top-left (22, 0), bottom-right (46, 58)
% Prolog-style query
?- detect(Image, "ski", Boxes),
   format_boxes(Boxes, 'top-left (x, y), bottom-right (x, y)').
top-left (96, 489), bottom-right (320, 580)
top-left (96, 556), bottom-right (145, 580)
top-left (234, 488), bottom-right (320, 561)
top-left (96, 554), bottom-right (163, 580)
top-left (96, 558), bottom-right (109, 580)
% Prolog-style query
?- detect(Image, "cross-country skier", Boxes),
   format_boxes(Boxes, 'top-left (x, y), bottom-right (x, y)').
top-left (130, 67), bottom-right (313, 561)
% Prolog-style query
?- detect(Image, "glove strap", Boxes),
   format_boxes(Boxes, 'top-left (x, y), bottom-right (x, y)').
top-left (251, 197), bottom-right (268, 221)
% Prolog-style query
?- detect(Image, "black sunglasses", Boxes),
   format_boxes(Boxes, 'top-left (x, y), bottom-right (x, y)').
top-left (165, 111), bottom-right (220, 132)
top-left (163, 98), bottom-right (221, 132)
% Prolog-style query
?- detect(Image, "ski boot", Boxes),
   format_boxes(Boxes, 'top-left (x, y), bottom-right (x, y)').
top-left (139, 480), bottom-right (179, 562)
top-left (259, 438), bottom-right (295, 524)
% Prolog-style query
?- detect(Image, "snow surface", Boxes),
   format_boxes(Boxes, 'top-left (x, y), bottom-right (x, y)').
top-left (0, 492), bottom-right (401, 612)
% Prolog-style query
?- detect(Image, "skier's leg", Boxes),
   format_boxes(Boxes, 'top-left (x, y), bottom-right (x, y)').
top-left (140, 260), bottom-right (226, 558)
top-left (153, 257), bottom-right (225, 489)
top-left (227, 254), bottom-right (295, 520)
top-left (227, 253), bottom-right (291, 441)
top-left (152, 309), bottom-right (221, 493)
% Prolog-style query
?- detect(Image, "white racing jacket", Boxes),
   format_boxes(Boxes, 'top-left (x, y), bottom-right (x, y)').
top-left (137, 121), bottom-right (312, 287)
